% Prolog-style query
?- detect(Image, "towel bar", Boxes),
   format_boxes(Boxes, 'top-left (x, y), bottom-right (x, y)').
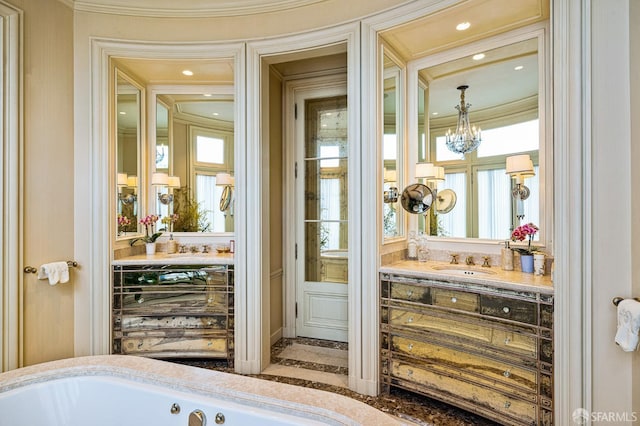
top-left (612, 297), bottom-right (640, 307)
top-left (23, 261), bottom-right (78, 274)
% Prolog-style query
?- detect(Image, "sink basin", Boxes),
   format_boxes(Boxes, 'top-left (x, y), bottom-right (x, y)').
top-left (431, 265), bottom-right (496, 276)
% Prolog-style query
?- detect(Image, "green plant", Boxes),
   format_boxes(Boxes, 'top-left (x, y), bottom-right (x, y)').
top-left (172, 187), bottom-right (210, 232)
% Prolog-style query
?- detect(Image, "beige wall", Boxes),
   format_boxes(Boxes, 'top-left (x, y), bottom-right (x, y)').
top-left (11, 0), bottom-right (75, 365)
top-left (269, 68), bottom-right (284, 342)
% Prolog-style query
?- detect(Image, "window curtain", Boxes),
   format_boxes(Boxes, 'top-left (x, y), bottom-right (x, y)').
top-left (196, 174), bottom-right (225, 232)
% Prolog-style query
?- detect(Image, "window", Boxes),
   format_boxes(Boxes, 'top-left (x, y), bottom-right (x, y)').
top-left (196, 135), bottom-right (224, 165)
top-left (429, 119), bottom-right (539, 239)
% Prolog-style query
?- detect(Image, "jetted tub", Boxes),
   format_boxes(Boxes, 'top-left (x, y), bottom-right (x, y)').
top-left (0, 355), bottom-right (405, 426)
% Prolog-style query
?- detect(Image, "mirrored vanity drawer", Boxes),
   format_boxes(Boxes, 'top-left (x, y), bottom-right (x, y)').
top-left (115, 314), bottom-right (230, 331)
top-left (389, 358), bottom-right (537, 425)
top-left (120, 330), bottom-right (229, 357)
top-left (480, 294), bottom-right (538, 325)
top-left (388, 306), bottom-right (538, 360)
top-left (389, 281), bottom-right (431, 304)
top-left (431, 288), bottom-right (479, 313)
top-left (390, 334), bottom-right (538, 395)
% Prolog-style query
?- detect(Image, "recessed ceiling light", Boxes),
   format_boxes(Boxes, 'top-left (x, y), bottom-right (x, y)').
top-left (432, 112), bottom-right (439, 116)
top-left (472, 53), bottom-right (485, 61)
top-left (203, 93), bottom-right (212, 97)
top-left (514, 65), bottom-right (524, 71)
top-left (119, 111), bottom-right (126, 115)
top-left (456, 22), bottom-right (471, 31)
top-left (212, 112), bottom-right (219, 116)
top-left (182, 70), bottom-right (194, 76)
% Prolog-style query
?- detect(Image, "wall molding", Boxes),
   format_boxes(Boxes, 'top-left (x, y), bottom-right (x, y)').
top-left (70, 0), bottom-right (327, 18)
top-left (0, 1), bottom-right (22, 372)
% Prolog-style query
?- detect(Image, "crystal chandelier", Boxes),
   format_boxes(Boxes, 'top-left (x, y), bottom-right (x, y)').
top-left (445, 85), bottom-right (482, 155)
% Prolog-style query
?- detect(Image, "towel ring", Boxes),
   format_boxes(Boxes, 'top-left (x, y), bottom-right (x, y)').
top-left (23, 261), bottom-right (78, 274)
top-left (612, 297), bottom-right (640, 306)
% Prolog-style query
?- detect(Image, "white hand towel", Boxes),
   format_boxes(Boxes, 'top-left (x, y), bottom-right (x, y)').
top-left (615, 299), bottom-right (640, 352)
top-left (36, 262), bottom-right (70, 285)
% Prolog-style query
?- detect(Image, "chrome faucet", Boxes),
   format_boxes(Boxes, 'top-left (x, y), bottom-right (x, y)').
top-left (465, 256), bottom-right (475, 266)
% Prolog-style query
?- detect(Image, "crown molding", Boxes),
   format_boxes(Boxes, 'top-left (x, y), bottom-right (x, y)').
top-left (68, 0), bottom-right (327, 17)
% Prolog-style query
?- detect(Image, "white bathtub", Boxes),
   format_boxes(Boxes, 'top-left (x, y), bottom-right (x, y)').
top-left (0, 356), bottom-right (404, 426)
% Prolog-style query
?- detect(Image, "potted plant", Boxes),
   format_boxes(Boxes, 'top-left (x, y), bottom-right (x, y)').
top-left (510, 222), bottom-right (538, 273)
top-left (130, 214), bottom-right (162, 254)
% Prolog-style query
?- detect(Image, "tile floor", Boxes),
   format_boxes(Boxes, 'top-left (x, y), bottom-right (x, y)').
top-left (176, 337), bottom-right (499, 426)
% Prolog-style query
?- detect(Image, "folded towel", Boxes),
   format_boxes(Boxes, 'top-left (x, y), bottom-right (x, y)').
top-left (615, 299), bottom-right (640, 352)
top-left (36, 262), bottom-right (69, 285)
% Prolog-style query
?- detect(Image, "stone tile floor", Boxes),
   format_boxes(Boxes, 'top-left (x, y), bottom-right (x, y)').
top-left (174, 337), bottom-right (499, 426)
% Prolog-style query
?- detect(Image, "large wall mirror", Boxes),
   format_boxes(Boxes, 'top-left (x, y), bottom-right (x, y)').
top-left (408, 26), bottom-right (550, 247)
top-left (150, 87), bottom-right (235, 234)
top-left (115, 69), bottom-right (143, 240)
top-left (111, 55), bottom-right (236, 242)
top-left (382, 47), bottom-right (405, 241)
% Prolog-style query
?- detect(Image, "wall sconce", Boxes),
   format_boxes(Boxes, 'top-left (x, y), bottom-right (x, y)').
top-left (415, 163), bottom-right (457, 214)
top-left (117, 173), bottom-right (137, 208)
top-left (152, 172), bottom-right (180, 205)
top-left (506, 154), bottom-right (535, 221)
top-left (383, 170), bottom-right (398, 203)
top-left (506, 154), bottom-right (535, 200)
top-left (216, 172), bottom-right (234, 213)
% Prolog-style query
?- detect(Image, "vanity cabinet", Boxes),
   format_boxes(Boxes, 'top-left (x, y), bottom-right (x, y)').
top-left (380, 273), bottom-right (553, 425)
top-left (112, 264), bottom-right (234, 364)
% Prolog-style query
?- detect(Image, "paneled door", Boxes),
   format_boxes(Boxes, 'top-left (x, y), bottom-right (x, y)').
top-left (295, 88), bottom-right (348, 342)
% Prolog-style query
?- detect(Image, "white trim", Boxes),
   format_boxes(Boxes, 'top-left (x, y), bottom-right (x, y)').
top-left (71, 0), bottom-right (327, 18)
top-left (246, 22), bottom-right (361, 381)
top-left (0, 1), bottom-right (22, 372)
top-left (79, 38), bottom-right (245, 359)
top-left (552, 0), bottom-right (588, 421)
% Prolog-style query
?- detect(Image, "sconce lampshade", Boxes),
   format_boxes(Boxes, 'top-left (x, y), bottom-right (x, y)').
top-left (415, 163), bottom-right (445, 181)
top-left (126, 176), bottom-right (138, 188)
top-left (167, 176), bottom-right (181, 188)
top-left (117, 173), bottom-right (128, 187)
top-left (506, 154), bottom-right (535, 178)
top-left (151, 172), bottom-right (169, 186)
top-left (216, 173), bottom-right (234, 186)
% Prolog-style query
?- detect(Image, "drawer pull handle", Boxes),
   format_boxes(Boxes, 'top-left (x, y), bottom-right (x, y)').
top-left (503, 369), bottom-right (511, 378)
top-left (504, 337), bottom-right (511, 344)
top-left (504, 401), bottom-right (511, 409)
top-left (208, 297), bottom-right (213, 303)
top-left (137, 297), bottom-right (144, 304)
top-left (502, 306), bottom-right (510, 313)
top-left (408, 343), bottom-right (413, 351)
top-left (451, 297), bottom-right (457, 303)
top-left (407, 290), bottom-right (413, 297)
top-left (407, 369), bottom-right (413, 376)
top-left (407, 317), bottom-right (414, 323)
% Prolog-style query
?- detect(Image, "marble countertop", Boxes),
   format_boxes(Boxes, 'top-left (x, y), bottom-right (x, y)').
top-left (380, 259), bottom-right (554, 294)
top-left (113, 252), bottom-right (234, 266)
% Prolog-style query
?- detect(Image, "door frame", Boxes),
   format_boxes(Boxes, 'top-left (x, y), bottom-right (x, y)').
top-left (0, 2), bottom-right (22, 372)
top-left (284, 77), bottom-right (348, 342)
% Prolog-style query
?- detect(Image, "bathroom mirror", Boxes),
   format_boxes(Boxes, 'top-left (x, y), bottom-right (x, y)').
top-left (151, 90), bottom-right (235, 234)
top-left (400, 183), bottom-right (434, 214)
top-left (115, 69), bottom-right (143, 240)
top-left (382, 48), bottom-right (404, 241)
top-left (412, 31), bottom-right (548, 243)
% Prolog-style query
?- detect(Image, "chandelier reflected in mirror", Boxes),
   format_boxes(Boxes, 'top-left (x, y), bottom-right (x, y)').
top-left (445, 85), bottom-right (482, 155)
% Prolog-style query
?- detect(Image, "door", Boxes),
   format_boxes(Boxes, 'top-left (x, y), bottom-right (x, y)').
top-left (295, 89), bottom-right (348, 342)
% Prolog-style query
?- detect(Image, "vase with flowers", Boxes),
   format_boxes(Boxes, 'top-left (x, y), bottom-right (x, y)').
top-left (130, 214), bottom-right (162, 254)
top-left (117, 214), bottom-right (131, 236)
top-left (511, 222), bottom-right (539, 273)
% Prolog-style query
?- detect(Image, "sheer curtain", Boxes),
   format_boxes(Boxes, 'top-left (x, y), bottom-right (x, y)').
top-left (477, 168), bottom-right (511, 240)
top-left (196, 174), bottom-right (225, 232)
top-left (437, 172), bottom-right (466, 238)
top-left (320, 178), bottom-right (340, 250)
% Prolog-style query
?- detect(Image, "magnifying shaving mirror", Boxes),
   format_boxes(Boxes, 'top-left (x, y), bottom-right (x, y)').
top-left (400, 183), bottom-right (434, 214)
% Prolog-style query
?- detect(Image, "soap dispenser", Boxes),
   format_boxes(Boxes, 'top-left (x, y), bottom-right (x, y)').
top-left (501, 240), bottom-right (514, 271)
top-left (167, 234), bottom-right (177, 254)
